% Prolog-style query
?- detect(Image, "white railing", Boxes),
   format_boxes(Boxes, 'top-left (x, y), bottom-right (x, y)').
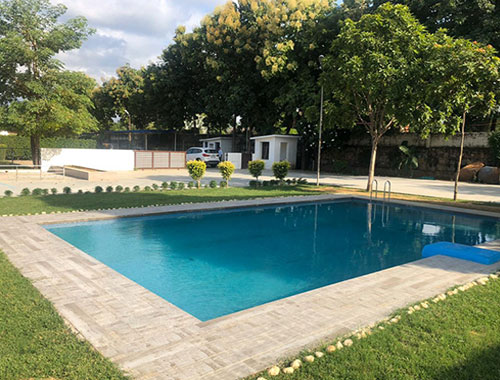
top-left (0, 164), bottom-right (66, 181)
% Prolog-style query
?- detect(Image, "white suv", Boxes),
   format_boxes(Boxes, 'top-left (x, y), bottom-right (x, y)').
top-left (186, 147), bottom-right (220, 167)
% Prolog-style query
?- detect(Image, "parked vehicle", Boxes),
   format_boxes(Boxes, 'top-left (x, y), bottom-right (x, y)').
top-left (186, 147), bottom-right (220, 167)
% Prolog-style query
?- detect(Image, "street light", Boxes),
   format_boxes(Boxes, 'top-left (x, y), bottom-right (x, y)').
top-left (316, 55), bottom-right (325, 186)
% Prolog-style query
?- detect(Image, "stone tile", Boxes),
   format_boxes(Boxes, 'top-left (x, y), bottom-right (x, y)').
top-left (0, 195), bottom-right (499, 380)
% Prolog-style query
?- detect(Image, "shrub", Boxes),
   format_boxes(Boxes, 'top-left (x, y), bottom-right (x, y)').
top-left (186, 160), bottom-right (206, 188)
top-left (124, 187), bottom-right (130, 192)
top-left (106, 186), bottom-right (113, 193)
top-left (144, 186), bottom-right (152, 191)
top-left (177, 182), bottom-right (185, 190)
top-left (272, 161), bottom-right (291, 183)
top-left (286, 179), bottom-right (292, 185)
top-left (220, 180), bottom-right (227, 188)
top-left (77, 189), bottom-right (83, 194)
top-left (489, 131), bottom-right (500, 165)
top-left (115, 185), bottom-right (123, 192)
top-left (42, 189), bottom-right (49, 195)
top-left (298, 177), bottom-right (308, 185)
top-left (63, 186), bottom-right (71, 194)
top-left (170, 181), bottom-right (178, 190)
top-left (248, 160), bottom-right (265, 181)
top-left (209, 180), bottom-right (217, 188)
top-left (51, 188), bottom-right (58, 194)
top-left (262, 180), bottom-right (270, 187)
top-left (94, 186), bottom-right (103, 193)
top-left (249, 180), bottom-right (258, 188)
top-left (270, 179), bottom-right (278, 186)
top-left (20, 188), bottom-right (30, 196)
top-left (133, 185), bottom-right (140, 192)
top-left (4, 190), bottom-right (13, 197)
top-left (32, 188), bottom-right (43, 196)
top-left (161, 181), bottom-right (169, 189)
top-left (152, 183), bottom-right (159, 190)
top-left (217, 161), bottom-right (235, 187)
top-left (188, 181), bottom-right (194, 188)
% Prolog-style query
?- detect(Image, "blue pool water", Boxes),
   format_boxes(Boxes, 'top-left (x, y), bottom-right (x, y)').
top-left (45, 200), bottom-right (500, 321)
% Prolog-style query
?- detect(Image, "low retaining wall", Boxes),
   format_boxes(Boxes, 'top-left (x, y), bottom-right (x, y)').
top-left (41, 148), bottom-right (135, 172)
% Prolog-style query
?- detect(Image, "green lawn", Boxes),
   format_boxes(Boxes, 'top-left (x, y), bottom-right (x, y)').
top-left (248, 277), bottom-right (500, 380)
top-left (0, 251), bottom-right (129, 380)
top-left (0, 186), bottom-right (321, 215)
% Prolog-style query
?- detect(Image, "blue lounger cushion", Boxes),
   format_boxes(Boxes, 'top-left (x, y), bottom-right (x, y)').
top-left (422, 242), bottom-right (500, 265)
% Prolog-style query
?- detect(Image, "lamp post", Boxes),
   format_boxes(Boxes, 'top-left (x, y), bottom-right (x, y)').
top-left (316, 55), bottom-right (325, 186)
top-left (124, 109), bottom-right (132, 148)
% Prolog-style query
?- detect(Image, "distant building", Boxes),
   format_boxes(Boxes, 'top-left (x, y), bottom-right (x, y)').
top-left (250, 135), bottom-right (300, 169)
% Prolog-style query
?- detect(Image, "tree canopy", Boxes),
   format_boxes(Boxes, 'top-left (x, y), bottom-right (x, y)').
top-left (0, 0), bottom-right (95, 164)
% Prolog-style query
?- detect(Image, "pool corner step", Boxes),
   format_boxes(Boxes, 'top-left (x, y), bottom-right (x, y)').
top-left (422, 242), bottom-right (500, 265)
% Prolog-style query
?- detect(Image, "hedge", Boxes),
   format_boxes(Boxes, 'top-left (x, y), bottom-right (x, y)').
top-left (0, 136), bottom-right (97, 160)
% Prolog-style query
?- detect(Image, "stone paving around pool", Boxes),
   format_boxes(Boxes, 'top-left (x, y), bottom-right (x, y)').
top-left (1, 194), bottom-right (500, 380)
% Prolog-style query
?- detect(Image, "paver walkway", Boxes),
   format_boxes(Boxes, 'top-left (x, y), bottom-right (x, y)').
top-left (1, 169), bottom-right (499, 202)
top-left (1, 195), bottom-right (499, 380)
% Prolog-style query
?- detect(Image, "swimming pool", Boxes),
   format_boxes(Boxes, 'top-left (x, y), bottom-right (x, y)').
top-left (45, 200), bottom-right (500, 321)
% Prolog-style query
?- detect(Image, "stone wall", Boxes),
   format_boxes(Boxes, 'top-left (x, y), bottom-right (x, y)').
top-left (320, 133), bottom-right (495, 180)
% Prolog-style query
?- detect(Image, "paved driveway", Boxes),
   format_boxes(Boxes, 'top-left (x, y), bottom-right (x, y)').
top-left (0, 168), bottom-right (499, 203)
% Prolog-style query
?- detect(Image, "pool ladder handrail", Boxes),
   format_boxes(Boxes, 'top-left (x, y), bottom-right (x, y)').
top-left (370, 179), bottom-right (392, 202)
top-left (383, 180), bottom-right (392, 202)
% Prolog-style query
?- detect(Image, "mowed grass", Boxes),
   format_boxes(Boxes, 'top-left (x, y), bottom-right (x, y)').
top-left (0, 251), bottom-right (129, 380)
top-left (0, 186), bottom-right (321, 215)
top-left (247, 278), bottom-right (500, 380)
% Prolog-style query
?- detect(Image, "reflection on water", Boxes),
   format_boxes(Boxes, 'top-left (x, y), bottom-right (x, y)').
top-left (46, 200), bottom-right (500, 321)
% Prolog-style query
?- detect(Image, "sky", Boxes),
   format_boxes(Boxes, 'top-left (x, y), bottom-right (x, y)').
top-left (53, 0), bottom-right (227, 81)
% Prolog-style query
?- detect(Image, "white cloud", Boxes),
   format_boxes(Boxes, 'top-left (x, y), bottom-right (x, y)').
top-left (52, 0), bottom-right (227, 81)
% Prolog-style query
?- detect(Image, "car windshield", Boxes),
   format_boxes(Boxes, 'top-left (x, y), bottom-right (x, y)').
top-left (205, 149), bottom-right (218, 153)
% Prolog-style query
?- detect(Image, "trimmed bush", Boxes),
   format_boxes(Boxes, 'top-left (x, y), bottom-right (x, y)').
top-left (262, 180), bottom-right (270, 187)
top-left (124, 187), bottom-right (130, 192)
top-left (77, 189), bottom-right (83, 194)
top-left (161, 181), bottom-right (169, 189)
top-left (248, 160), bottom-right (265, 181)
top-left (217, 161), bottom-right (235, 187)
top-left (298, 177), bottom-right (308, 185)
top-left (188, 181), bottom-right (194, 189)
top-left (115, 185), bottom-right (123, 193)
top-left (169, 181), bottom-right (178, 190)
top-left (209, 180), bottom-right (217, 188)
top-left (63, 187), bottom-right (72, 194)
top-left (249, 180), bottom-right (260, 188)
top-left (186, 160), bottom-right (206, 188)
top-left (4, 190), bottom-right (13, 197)
top-left (42, 189), bottom-right (49, 195)
top-left (0, 135), bottom-right (97, 160)
top-left (152, 183), bottom-right (159, 190)
top-left (51, 188), bottom-right (58, 195)
top-left (20, 188), bottom-right (30, 196)
top-left (106, 186), bottom-right (113, 193)
top-left (133, 185), bottom-right (140, 192)
top-left (177, 182), bottom-right (185, 190)
top-left (144, 186), bottom-right (152, 191)
top-left (220, 180), bottom-right (227, 188)
top-left (272, 161), bottom-right (291, 183)
top-left (32, 188), bottom-right (43, 196)
top-left (94, 186), bottom-right (103, 193)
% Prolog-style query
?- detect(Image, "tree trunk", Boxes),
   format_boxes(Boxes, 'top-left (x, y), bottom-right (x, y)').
top-left (453, 111), bottom-right (467, 201)
top-left (366, 137), bottom-right (378, 192)
top-left (30, 134), bottom-right (41, 166)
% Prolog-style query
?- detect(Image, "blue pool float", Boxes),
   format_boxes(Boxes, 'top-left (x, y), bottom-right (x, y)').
top-left (422, 242), bottom-right (500, 265)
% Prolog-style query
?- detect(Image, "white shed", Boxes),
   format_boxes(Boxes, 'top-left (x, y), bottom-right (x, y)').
top-left (199, 136), bottom-right (234, 153)
top-left (250, 134), bottom-right (300, 169)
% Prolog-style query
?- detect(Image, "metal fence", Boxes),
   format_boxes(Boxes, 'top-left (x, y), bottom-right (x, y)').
top-left (0, 164), bottom-right (66, 181)
top-left (134, 151), bottom-right (186, 169)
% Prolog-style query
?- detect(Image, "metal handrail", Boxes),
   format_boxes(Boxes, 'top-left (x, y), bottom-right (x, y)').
top-left (370, 179), bottom-right (378, 200)
top-left (383, 180), bottom-right (392, 202)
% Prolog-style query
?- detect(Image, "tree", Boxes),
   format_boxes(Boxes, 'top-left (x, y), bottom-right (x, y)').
top-left (0, 0), bottom-right (94, 164)
top-left (426, 38), bottom-right (500, 200)
top-left (2, 70), bottom-right (98, 160)
top-left (186, 160), bottom-right (207, 188)
top-left (321, 4), bottom-right (441, 192)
